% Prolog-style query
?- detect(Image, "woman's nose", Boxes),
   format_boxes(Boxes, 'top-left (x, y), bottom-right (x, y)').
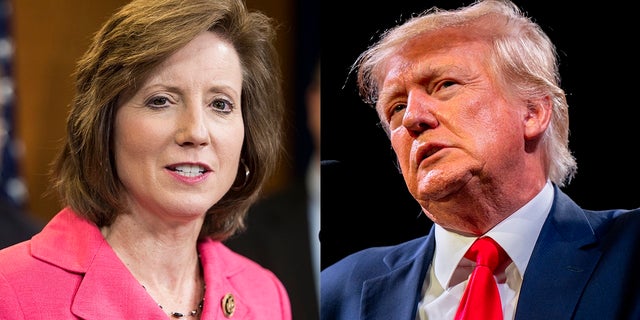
top-left (175, 105), bottom-right (210, 147)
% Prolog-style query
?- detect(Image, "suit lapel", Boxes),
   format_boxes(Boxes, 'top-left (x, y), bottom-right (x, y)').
top-left (515, 186), bottom-right (601, 319)
top-left (360, 231), bottom-right (435, 320)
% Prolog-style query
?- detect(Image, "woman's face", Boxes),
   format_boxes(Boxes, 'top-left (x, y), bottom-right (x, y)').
top-left (114, 31), bottom-right (244, 221)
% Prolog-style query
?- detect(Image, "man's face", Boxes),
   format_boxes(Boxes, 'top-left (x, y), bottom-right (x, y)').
top-left (374, 30), bottom-right (529, 217)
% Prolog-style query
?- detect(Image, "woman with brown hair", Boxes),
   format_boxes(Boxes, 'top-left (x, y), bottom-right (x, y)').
top-left (0, 0), bottom-right (291, 318)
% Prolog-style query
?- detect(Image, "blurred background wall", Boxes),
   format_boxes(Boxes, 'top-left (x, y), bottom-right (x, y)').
top-left (5, 0), bottom-right (317, 222)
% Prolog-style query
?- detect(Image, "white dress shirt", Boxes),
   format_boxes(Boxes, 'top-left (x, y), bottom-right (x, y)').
top-left (417, 181), bottom-right (554, 320)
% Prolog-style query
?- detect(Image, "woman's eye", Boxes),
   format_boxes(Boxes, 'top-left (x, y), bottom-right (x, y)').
top-left (211, 98), bottom-right (234, 113)
top-left (146, 96), bottom-right (171, 109)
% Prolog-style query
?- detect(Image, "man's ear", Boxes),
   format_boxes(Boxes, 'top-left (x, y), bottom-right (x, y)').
top-left (524, 95), bottom-right (552, 141)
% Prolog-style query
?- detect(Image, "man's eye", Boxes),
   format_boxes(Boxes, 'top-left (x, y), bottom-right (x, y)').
top-left (436, 80), bottom-right (457, 91)
top-left (392, 104), bottom-right (406, 115)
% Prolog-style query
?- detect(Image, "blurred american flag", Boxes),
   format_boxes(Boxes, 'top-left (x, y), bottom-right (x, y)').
top-left (0, 0), bottom-right (28, 209)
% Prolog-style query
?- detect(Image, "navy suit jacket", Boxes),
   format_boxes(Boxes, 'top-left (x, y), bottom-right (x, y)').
top-left (321, 185), bottom-right (640, 319)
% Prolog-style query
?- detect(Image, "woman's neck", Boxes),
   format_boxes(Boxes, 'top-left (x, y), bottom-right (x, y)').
top-left (100, 213), bottom-right (205, 318)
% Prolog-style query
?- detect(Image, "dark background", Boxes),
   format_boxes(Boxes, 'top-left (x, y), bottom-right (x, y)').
top-left (321, 0), bottom-right (640, 269)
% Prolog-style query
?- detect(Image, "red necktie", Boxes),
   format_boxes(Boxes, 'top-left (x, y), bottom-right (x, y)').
top-left (454, 236), bottom-right (508, 320)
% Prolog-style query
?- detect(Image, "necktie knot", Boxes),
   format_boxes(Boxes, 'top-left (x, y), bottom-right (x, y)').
top-left (464, 236), bottom-right (507, 270)
top-left (455, 236), bottom-right (508, 320)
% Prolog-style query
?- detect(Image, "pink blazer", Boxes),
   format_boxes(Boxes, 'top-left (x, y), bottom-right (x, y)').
top-left (0, 207), bottom-right (292, 319)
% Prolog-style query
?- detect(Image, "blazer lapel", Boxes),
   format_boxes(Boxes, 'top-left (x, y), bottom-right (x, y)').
top-left (72, 240), bottom-right (168, 319)
top-left (515, 186), bottom-right (601, 319)
top-left (198, 238), bottom-right (250, 319)
top-left (360, 232), bottom-right (435, 320)
top-left (30, 208), bottom-right (167, 319)
top-left (76, 238), bottom-right (253, 319)
top-left (31, 209), bottom-right (254, 319)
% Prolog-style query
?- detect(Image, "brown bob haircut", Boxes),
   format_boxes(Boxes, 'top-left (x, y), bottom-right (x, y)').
top-left (49, 0), bottom-right (284, 241)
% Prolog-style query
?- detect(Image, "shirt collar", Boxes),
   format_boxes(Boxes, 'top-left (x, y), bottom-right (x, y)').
top-left (433, 180), bottom-right (554, 289)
